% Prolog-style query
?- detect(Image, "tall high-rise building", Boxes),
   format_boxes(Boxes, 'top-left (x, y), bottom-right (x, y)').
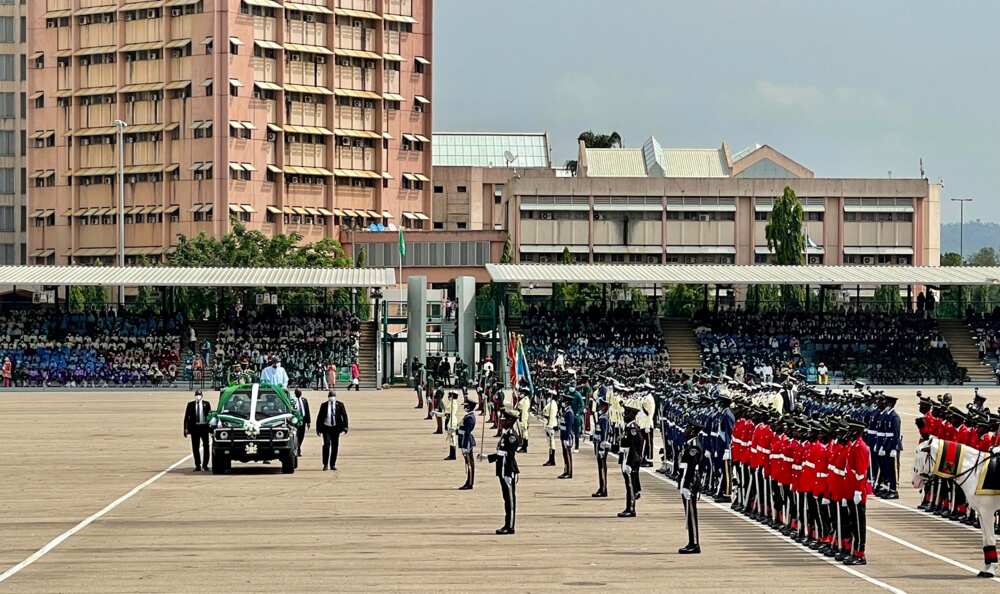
top-left (27, 0), bottom-right (432, 265)
top-left (0, 0), bottom-right (26, 265)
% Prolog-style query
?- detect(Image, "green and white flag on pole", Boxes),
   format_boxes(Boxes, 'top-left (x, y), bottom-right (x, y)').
top-left (398, 227), bottom-right (406, 258)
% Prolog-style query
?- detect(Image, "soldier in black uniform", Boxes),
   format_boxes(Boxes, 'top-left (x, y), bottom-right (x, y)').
top-left (590, 397), bottom-right (612, 497)
top-left (617, 403), bottom-right (645, 518)
top-left (678, 421), bottom-right (705, 554)
top-left (457, 398), bottom-right (477, 490)
top-left (489, 409), bottom-right (521, 534)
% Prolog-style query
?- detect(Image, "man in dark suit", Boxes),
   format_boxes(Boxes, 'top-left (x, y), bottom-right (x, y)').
top-left (291, 388), bottom-right (311, 456)
top-left (316, 390), bottom-right (349, 470)
top-left (183, 390), bottom-right (212, 471)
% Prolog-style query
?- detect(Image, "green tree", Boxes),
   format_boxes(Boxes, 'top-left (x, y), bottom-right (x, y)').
top-left (354, 247), bottom-right (371, 321)
top-left (873, 285), bottom-right (902, 313)
top-left (765, 186), bottom-right (805, 309)
top-left (168, 223), bottom-right (351, 318)
top-left (564, 130), bottom-right (623, 175)
top-left (500, 233), bottom-right (514, 264)
top-left (940, 252), bottom-right (962, 267)
top-left (746, 284), bottom-right (782, 313)
top-left (662, 284), bottom-right (702, 317)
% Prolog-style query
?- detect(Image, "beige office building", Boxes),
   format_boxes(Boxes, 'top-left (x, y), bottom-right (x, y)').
top-left (509, 137), bottom-right (941, 267)
top-left (0, 0), bottom-right (26, 265)
top-left (27, 0), bottom-right (432, 265)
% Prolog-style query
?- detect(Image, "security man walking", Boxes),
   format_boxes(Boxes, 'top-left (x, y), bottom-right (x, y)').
top-left (183, 390), bottom-right (212, 471)
top-left (316, 391), bottom-right (349, 470)
top-left (292, 388), bottom-right (311, 456)
top-left (678, 421), bottom-right (705, 554)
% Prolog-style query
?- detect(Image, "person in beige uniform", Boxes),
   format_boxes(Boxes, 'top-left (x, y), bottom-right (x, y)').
top-left (541, 390), bottom-right (559, 466)
top-left (638, 388), bottom-right (656, 467)
top-left (515, 388), bottom-right (532, 453)
top-left (443, 391), bottom-right (462, 460)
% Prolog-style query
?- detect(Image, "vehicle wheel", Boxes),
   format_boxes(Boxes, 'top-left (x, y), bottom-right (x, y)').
top-left (212, 454), bottom-right (227, 475)
top-left (293, 453), bottom-right (299, 469)
top-left (281, 452), bottom-right (295, 474)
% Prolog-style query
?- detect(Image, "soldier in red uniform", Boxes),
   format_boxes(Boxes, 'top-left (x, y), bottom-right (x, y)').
top-left (786, 424), bottom-right (805, 538)
top-left (844, 421), bottom-right (872, 566)
top-left (824, 426), bottom-right (851, 560)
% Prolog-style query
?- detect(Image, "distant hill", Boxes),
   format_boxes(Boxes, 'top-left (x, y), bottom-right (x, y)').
top-left (941, 221), bottom-right (1000, 255)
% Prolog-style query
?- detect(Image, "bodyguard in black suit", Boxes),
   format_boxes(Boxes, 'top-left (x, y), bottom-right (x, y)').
top-left (316, 391), bottom-right (349, 470)
top-left (291, 388), bottom-right (311, 456)
top-left (183, 390), bottom-right (212, 471)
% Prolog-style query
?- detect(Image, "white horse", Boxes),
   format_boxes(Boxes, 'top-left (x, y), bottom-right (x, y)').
top-left (912, 437), bottom-right (999, 577)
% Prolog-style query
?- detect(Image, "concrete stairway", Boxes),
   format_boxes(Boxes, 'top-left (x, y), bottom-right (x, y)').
top-left (937, 319), bottom-right (996, 385)
top-left (357, 321), bottom-right (380, 389)
top-left (661, 318), bottom-right (702, 373)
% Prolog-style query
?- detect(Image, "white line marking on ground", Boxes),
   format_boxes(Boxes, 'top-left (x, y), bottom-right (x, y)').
top-left (0, 455), bottom-right (192, 585)
top-left (871, 496), bottom-right (981, 534)
top-left (897, 411), bottom-right (917, 417)
top-left (867, 524), bottom-right (1000, 583)
top-left (640, 469), bottom-right (908, 594)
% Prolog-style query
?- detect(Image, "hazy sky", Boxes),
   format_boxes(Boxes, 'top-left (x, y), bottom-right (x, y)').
top-left (433, 0), bottom-right (998, 223)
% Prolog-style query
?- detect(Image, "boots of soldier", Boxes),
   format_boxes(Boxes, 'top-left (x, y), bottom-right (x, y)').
top-left (444, 446), bottom-right (456, 461)
top-left (519, 438), bottom-right (528, 453)
top-left (543, 449), bottom-right (556, 466)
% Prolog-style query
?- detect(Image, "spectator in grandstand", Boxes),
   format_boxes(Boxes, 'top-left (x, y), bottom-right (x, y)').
top-left (817, 362), bottom-right (829, 385)
top-left (2, 356), bottom-right (10, 387)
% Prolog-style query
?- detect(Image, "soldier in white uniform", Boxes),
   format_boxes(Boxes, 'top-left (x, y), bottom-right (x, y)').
top-left (638, 387), bottom-right (656, 467)
top-left (541, 389), bottom-right (559, 466)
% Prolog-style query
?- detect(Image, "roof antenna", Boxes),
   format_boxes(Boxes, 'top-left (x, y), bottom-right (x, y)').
top-left (919, 158), bottom-right (926, 179)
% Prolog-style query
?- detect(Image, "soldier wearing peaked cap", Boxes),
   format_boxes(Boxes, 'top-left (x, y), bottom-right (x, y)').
top-left (557, 393), bottom-right (576, 479)
top-left (457, 397), bottom-right (478, 490)
top-left (678, 420), bottom-right (705, 554)
top-left (616, 400), bottom-right (644, 518)
top-left (541, 389), bottom-right (559, 467)
top-left (590, 396), bottom-right (612, 498)
top-left (488, 408), bottom-right (521, 535)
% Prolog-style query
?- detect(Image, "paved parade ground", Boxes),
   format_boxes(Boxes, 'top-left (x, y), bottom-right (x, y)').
top-left (1, 387), bottom-right (1000, 593)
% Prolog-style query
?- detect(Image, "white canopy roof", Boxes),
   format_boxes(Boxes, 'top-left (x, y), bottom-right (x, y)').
top-left (0, 266), bottom-right (396, 288)
top-left (485, 264), bottom-right (1000, 286)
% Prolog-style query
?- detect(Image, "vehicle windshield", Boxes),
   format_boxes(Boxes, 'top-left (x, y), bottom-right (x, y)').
top-left (220, 391), bottom-right (253, 420)
top-left (256, 390), bottom-right (291, 421)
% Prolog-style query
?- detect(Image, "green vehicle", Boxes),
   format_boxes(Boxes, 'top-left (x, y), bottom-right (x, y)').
top-left (209, 383), bottom-right (303, 474)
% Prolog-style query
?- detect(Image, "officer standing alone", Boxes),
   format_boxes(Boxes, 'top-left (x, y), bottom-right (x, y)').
top-left (489, 409), bottom-right (521, 534)
top-left (457, 398), bottom-right (477, 490)
top-left (183, 390), bottom-right (212, 471)
top-left (678, 421), bottom-right (705, 554)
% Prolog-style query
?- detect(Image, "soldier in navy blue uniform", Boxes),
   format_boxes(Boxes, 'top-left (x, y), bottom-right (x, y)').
top-left (590, 397), bottom-right (612, 497)
top-left (488, 409), bottom-right (521, 534)
top-left (678, 421), bottom-right (706, 554)
top-left (876, 394), bottom-right (901, 499)
top-left (558, 394), bottom-right (576, 479)
top-left (714, 393), bottom-right (736, 503)
top-left (457, 398), bottom-right (478, 490)
top-left (617, 403), bottom-right (645, 517)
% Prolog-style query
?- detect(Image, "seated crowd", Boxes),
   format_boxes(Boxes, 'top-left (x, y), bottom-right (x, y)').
top-left (213, 309), bottom-right (361, 388)
top-left (0, 309), bottom-right (184, 387)
top-left (695, 309), bottom-right (967, 385)
top-left (522, 304), bottom-right (667, 368)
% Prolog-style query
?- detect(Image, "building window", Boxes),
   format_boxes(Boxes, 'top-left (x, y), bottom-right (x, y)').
top-left (433, 222), bottom-right (443, 230)
top-left (433, 185), bottom-right (443, 194)
top-left (754, 211), bottom-right (769, 221)
top-left (456, 221), bottom-right (467, 229)
top-left (456, 185), bottom-right (467, 193)
top-left (806, 211), bottom-right (824, 222)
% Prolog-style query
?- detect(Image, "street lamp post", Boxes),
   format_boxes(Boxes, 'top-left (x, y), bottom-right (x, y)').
top-left (113, 119), bottom-right (128, 306)
top-left (950, 197), bottom-right (974, 262)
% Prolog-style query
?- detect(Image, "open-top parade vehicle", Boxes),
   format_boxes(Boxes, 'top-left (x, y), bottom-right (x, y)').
top-left (209, 383), bottom-right (304, 474)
